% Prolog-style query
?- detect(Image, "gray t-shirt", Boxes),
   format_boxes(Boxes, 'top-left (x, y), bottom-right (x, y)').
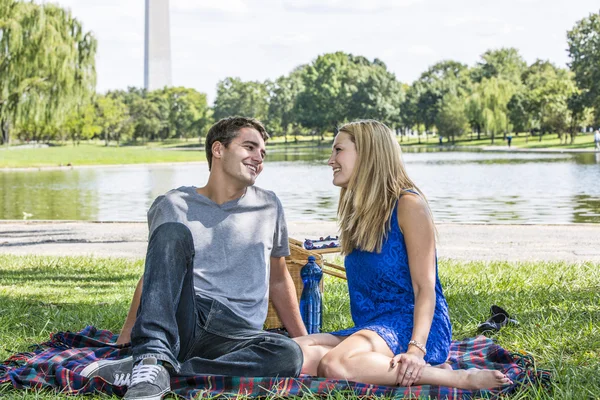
top-left (147, 185), bottom-right (290, 329)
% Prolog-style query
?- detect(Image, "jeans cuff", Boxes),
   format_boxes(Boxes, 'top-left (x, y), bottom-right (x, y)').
top-left (134, 353), bottom-right (180, 373)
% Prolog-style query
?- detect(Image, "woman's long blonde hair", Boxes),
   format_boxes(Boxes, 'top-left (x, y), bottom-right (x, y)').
top-left (336, 120), bottom-right (431, 255)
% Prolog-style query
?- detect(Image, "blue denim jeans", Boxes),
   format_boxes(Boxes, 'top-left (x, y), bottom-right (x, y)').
top-left (130, 222), bottom-right (303, 377)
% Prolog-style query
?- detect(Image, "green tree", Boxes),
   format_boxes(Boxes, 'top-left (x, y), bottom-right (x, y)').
top-left (436, 94), bottom-right (469, 143)
top-left (130, 92), bottom-right (166, 143)
top-left (400, 82), bottom-right (424, 142)
top-left (413, 61), bottom-right (471, 141)
top-left (476, 78), bottom-right (515, 144)
top-left (213, 77), bottom-right (270, 122)
top-left (157, 87), bottom-right (212, 141)
top-left (267, 66), bottom-right (306, 141)
top-left (0, 0), bottom-right (96, 145)
top-left (63, 103), bottom-right (101, 144)
top-left (507, 92), bottom-right (534, 136)
top-left (522, 61), bottom-right (578, 141)
top-left (472, 47), bottom-right (527, 85)
top-left (295, 52), bottom-right (405, 139)
top-left (347, 58), bottom-right (405, 126)
top-left (567, 11), bottom-right (600, 124)
top-left (295, 52), bottom-right (358, 137)
top-left (95, 95), bottom-right (132, 146)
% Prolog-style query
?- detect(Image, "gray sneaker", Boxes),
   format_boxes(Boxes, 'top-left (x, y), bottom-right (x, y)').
top-left (124, 357), bottom-right (171, 400)
top-left (80, 356), bottom-right (133, 386)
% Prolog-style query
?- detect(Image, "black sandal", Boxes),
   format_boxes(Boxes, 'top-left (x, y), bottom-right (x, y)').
top-left (490, 305), bottom-right (519, 325)
top-left (477, 313), bottom-right (508, 333)
top-left (477, 305), bottom-right (519, 334)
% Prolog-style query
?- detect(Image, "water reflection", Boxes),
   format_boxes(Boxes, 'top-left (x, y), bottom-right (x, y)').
top-left (1, 149), bottom-right (599, 223)
top-left (572, 195), bottom-right (600, 223)
top-left (0, 170), bottom-right (98, 220)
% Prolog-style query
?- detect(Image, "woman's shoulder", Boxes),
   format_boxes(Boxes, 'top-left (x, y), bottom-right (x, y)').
top-left (397, 190), bottom-right (425, 209)
top-left (396, 190), bottom-right (431, 226)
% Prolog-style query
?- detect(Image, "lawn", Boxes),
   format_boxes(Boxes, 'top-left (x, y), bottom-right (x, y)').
top-left (0, 255), bottom-right (598, 399)
top-left (0, 138), bottom-right (333, 168)
top-left (0, 143), bottom-right (207, 168)
top-left (399, 131), bottom-right (597, 150)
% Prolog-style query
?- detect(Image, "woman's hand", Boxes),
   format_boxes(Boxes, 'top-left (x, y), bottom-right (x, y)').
top-left (390, 351), bottom-right (426, 387)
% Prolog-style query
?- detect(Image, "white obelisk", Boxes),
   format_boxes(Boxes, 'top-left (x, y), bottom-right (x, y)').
top-left (144, 0), bottom-right (172, 91)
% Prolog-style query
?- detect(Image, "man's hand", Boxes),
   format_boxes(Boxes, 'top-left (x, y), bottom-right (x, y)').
top-left (115, 277), bottom-right (143, 345)
top-left (269, 256), bottom-right (308, 338)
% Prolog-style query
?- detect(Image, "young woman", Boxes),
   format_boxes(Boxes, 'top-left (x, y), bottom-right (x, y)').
top-left (294, 120), bottom-right (512, 389)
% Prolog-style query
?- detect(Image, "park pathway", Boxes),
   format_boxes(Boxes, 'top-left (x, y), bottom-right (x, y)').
top-left (1, 221), bottom-right (599, 262)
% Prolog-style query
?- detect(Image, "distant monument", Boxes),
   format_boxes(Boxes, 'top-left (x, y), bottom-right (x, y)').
top-left (144, 0), bottom-right (172, 91)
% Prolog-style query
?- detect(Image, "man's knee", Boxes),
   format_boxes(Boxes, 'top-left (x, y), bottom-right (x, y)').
top-left (269, 336), bottom-right (304, 377)
top-left (150, 222), bottom-right (194, 249)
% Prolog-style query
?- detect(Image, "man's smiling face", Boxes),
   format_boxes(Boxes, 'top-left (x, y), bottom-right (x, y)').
top-left (219, 127), bottom-right (266, 187)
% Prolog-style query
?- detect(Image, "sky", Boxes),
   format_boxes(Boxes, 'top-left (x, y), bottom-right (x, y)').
top-left (51, 0), bottom-right (599, 104)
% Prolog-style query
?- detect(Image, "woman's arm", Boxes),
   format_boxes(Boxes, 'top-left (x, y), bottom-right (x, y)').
top-left (393, 193), bottom-right (437, 385)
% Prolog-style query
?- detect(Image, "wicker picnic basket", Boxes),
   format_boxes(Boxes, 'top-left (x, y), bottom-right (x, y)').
top-left (264, 238), bottom-right (346, 330)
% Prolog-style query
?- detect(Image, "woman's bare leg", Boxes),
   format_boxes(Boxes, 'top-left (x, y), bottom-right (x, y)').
top-left (293, 333), bottom-right (345, 375)
top-left (317, 330), bottom-right (512, 389)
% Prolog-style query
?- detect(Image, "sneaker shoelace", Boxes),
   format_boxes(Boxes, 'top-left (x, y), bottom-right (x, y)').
top-left (130, 364), bottom-right (162, 386)
top-left (113, 372), bottom-right (131, 386)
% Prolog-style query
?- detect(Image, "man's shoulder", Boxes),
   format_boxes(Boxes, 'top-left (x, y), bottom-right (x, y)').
top-left (150, 187), bottom-right (194, 210)
top-left (162, 186), bottom-right (194, 200)
top-left (249, 186), bottom-right (281, 205)
top-left (250, 185), bottom-right (276, 197)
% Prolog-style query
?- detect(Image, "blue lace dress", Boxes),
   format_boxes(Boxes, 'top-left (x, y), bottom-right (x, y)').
top-left (330, 201), bottom-right (452, 365)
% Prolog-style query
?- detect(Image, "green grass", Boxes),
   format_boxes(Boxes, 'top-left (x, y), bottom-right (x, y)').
top-left (1, 255), bottom-right (598, 398)
top-left (0, 138), bottom-right (335, 168)
top-left (400, 132), bottom-right (597, 150)
top-left (0, 143), bottom-right (207, 168)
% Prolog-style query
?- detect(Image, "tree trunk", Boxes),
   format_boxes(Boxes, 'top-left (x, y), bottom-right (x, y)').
top-left (1, 119), bottom-right (10, 146)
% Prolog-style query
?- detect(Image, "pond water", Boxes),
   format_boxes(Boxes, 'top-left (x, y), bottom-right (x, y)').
top-left (1, 149), bottom-right (599, 223)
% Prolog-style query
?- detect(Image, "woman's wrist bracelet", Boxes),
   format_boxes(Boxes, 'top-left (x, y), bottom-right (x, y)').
top-left (408, 340), bottom-right (427, 355)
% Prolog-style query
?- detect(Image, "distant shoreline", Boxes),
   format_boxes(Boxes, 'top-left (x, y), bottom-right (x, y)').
top-left (1, 145), bottom-right (598, 171)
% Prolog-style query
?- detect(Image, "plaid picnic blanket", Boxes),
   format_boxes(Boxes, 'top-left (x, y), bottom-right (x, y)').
top-left (1, 326), bottom-right (551, 399)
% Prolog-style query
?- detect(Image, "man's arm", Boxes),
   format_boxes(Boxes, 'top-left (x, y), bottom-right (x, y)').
top-left (269, 256), bottom-right (308, 338)
top-left (115, 276), bottom-right (143, 345)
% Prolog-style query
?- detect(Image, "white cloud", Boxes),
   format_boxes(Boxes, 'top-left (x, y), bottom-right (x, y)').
top-left (444, 15), bottom-right (524, 37)
top-left (268, 33), bottom-right (312, 46)
top-left (172, 0), bottom-right (249, 14)
top-left (406, 45), bottom-right (435, 56)
top-left (283, 0), bottom-right (421, 13)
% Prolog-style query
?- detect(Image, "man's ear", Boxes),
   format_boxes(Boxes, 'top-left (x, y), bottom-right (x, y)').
top-left (212, 141), bottom-right (223, 159)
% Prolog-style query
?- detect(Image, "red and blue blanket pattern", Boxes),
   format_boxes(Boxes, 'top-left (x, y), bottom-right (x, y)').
top-left (1, 326), bottom-right (550, 399)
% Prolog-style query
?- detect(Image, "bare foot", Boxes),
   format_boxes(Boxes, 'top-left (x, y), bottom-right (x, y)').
top-left (458, 368), bottom-right (513, 390)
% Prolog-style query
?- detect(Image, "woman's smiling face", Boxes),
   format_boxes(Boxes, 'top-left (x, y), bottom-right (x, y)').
top-left (328, 132), bottom-right (357, 188)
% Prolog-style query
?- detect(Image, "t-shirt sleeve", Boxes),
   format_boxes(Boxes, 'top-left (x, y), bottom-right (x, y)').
top-left (271, 196), bottom-right (290, 257)
top-left (147, 195), bottom-right (177, 239)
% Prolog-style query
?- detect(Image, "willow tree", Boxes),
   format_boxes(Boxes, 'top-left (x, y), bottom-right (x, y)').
top-left (476, 78), bottom-right (516, 144)
top-left (0, 0), bottom-right (96, 145)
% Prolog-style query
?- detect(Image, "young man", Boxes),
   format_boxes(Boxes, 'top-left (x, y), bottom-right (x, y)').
top-left (82, 117), bottom-right (307, 400)
top-left (595, 129), bottom-right (600, 151)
